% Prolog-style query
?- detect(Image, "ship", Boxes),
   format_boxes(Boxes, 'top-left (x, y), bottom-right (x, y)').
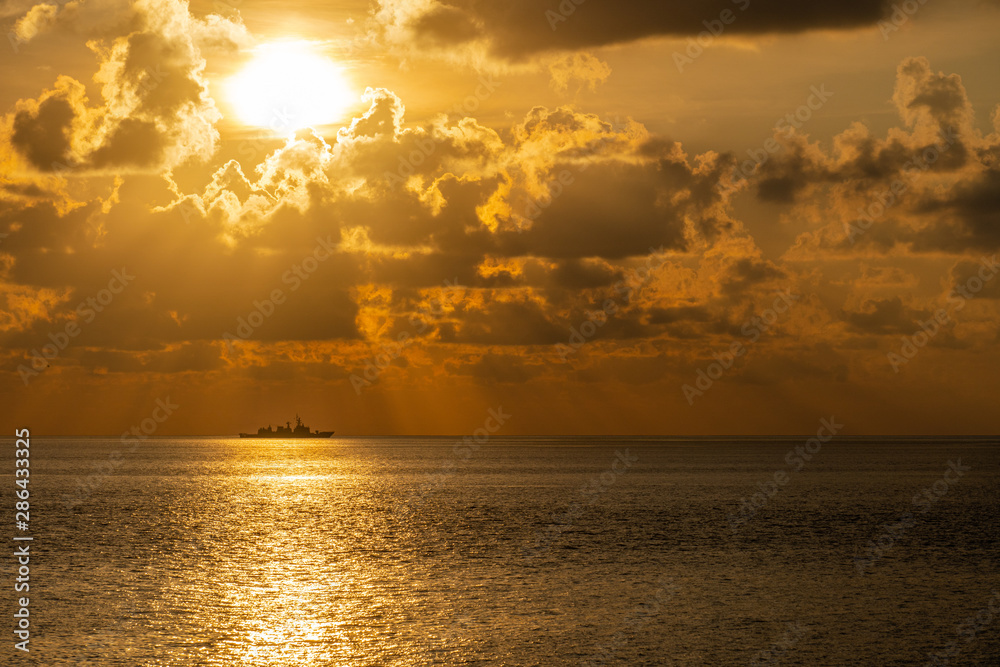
top-left (239, 414), bottom-right (334, 438)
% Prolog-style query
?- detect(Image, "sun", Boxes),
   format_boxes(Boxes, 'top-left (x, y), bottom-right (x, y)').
top-left (226, 42), bottom-right (355, 132)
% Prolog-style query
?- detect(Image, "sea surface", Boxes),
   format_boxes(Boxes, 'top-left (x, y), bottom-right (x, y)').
top-left (4, 435), bottom-right (1000, 666)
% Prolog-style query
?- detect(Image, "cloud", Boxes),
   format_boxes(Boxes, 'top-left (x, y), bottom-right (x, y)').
top-left (548, 53), bottom-right (612, 94)
top-left (76, 341), bottom-right (226, 373)
top-left (11, 2), bottom-right (60, 41)
top-left (4, 0), bottom-right (247, 173)
top-left (547, 258), bottom-right (621, 288)
top-left (757, 57), bottom-right (975, 199)
top-left (10, 0), bottom-right (135, 40)
top-left (772, 57), bottom-right (1000, 258)
top-left (843, 297), bottom-right (929, 334)
top-left (949, 257), bottom-right (1000, 299)
top-left (0, 282), bottom-right (72, 333)
top-left (445, 352), bottom-right (544, 384)
top-left (912, 167), bottom-right (1000, 251)
top-left (647, 305), bottom-right (711, 325)
top-left (123, 87), bottom-right (782, 355)
top-left (8, 76), bottom-right (88, 171)
top-left (370, 0), bottom-right (892, 61)
top-left (157, 89), bottom-right (741, 267)
top-left (441, 295), bottom-right (568, 345)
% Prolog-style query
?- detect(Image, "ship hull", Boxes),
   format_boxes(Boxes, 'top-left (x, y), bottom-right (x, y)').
top-left (239, 432), bottom-right (334, 438)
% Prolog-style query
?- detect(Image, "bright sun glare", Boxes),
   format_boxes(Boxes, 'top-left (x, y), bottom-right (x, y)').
top-left (227, 42), bottom-right (354, 131)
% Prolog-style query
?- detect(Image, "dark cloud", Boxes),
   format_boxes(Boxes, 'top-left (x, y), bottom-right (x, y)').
top-left (10, 80), bottom-right (80, 171)
top-left (76, 342), bottom-right (225, 374)
top-left (497, 161), bottom-right (689, 258)
top-left (441, 299), bottom-right (567, 345)
top-left (369, 253), bottom-right (484, 291)
top-left (374, 0), bottom-right (892, 60)
top-left (842, 297), bottom-right (929, 335)
top-left (912, 168), bottom-right (1000, 251)
top-left (548, 259), bottom-right (621, 289)
top-left (412, 4), bottom-right (482, 45)
top-left (949, 256), bottom-right (1000, 299)
top-left (720, 257), bottom-right (785, 295)
top-left (445, 353), bottom-right (542, 384)
top-left (88, 119), bottom-right (166, 167)
top-left (647, 305), bottom-right (712, 325)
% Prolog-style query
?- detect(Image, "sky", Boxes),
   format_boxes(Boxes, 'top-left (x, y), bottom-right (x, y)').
top-left (1, 0), bottom-right (999, 435)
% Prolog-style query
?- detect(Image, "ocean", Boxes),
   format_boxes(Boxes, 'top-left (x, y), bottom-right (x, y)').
top-left (6, 435), bottom-right (1000, 665)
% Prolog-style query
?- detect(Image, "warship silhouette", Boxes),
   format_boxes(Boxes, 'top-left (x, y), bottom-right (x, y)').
top-left (239, 414), bottom-right (334, 438)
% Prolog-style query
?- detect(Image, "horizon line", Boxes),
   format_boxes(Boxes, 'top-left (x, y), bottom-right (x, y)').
top-left (5, 433), bottom-right (1000, 439)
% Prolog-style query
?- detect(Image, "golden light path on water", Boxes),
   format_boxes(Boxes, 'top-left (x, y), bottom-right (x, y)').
top-left (164, 443), bottom-right (404, 665)
top-left (125, 437), bottom-right (487, 666)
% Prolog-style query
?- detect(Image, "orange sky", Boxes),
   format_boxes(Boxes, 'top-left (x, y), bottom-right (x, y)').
top-left (1, 0), bottom-right (1000, 435)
